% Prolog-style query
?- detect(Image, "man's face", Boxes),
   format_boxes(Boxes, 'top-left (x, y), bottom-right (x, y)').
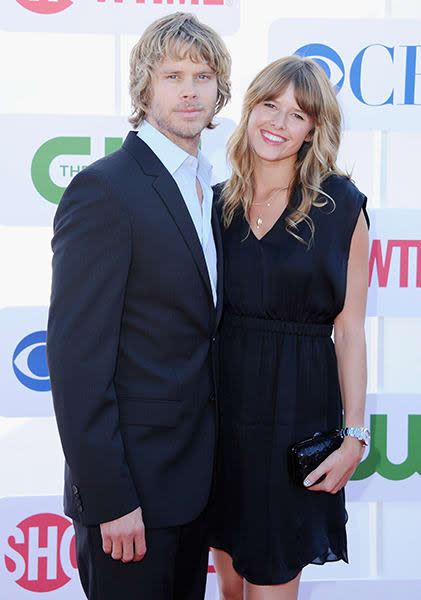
top-left (146, 54), bottom-right (218, 153)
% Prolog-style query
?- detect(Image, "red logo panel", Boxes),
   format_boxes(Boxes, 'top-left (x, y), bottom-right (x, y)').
top-left (4, 513), bottom-right (77, 592)
top-left (16, 0), bottom-right (73, 14)
top-left (369, 239), bottom-right (421, 288)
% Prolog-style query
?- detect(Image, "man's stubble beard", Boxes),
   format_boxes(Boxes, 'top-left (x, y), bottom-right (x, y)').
top-left (152, 105), bottom-right (216, 141)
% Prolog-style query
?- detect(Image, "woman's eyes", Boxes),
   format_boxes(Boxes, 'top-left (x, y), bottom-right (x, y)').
top-left (263, 103), bottom-right (305, 120)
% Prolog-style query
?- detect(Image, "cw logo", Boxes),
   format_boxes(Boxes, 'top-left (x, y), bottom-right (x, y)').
top-left (352, 415), bottom-right (421, 480)
top-left (295, 43), bottom-right (421, 105)
top-left (369, 239), bottom-right (421, 288)
top-left (4, 513), bottom-right (77, 592)
top-left (31, 136), bottom-right (123, 205)
top-left (16, 0), bottom-right (73, 14)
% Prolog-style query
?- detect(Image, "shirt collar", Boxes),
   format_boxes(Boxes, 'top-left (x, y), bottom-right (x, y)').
top-left (137, 120), bottom-right (212, 183)
top-left (197, 149), bottom-right (213, 186)
top-left (137, 120), bottom-right (188, 175)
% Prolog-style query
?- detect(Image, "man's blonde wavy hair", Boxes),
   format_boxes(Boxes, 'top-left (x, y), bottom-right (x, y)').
top-left (222, 55), bottom-right (348, 246)
top-left (129, 12), bottom-right (231, 130)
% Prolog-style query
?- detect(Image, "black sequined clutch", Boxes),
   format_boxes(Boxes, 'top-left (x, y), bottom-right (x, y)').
top-left (288, 429), bottom-right (344, 487)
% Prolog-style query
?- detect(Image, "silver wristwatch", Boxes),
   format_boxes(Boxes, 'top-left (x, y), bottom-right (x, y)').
top-left (340, 426), bottom-right (370, 446)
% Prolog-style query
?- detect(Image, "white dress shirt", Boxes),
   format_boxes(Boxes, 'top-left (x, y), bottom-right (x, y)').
top-left (137, 120), bottom-right (217, 306)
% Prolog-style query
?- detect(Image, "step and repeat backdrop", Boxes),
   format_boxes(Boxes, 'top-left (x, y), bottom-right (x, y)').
top-left (1, 1), bottom-right (420, 598)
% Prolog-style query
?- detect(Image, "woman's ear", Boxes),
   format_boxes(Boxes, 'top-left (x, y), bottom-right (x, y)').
top-left (304, 128), bottom-right (314, 143)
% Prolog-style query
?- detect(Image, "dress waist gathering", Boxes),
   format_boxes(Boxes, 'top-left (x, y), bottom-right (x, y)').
top-left (224, 312), bottom-right (333, 338)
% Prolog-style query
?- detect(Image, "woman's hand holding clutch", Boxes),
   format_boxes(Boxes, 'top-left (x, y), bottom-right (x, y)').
top-left (303, 437), bottom-right (365, 494)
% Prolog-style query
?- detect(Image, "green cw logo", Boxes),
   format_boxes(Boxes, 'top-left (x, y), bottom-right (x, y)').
top-left (31, 137), bottom-right (123, 205)
top-left (352, 414), bottom-right (421, 480)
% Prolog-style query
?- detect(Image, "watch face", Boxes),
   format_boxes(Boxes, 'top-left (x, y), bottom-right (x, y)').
top-left (363, 429), bottom-right (371, 444)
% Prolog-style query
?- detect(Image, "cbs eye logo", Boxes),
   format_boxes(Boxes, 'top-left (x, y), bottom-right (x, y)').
top-left (16, 0), bottom-right (73, 14)
top-left (12, 331), bottom-right (50, 392)
top-left (294, 43), bottom-right (345, 93)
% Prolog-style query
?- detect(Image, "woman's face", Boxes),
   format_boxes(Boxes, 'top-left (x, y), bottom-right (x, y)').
top-left (247, 82), bottom-right (314, 166)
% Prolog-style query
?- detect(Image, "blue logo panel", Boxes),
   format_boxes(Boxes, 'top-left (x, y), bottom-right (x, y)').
top-left (12, 331), bottom-right (50, 392)
top-left (294, 43), bottom-right (345, 94)
top-left (1, 307), bottom-right (53, 416)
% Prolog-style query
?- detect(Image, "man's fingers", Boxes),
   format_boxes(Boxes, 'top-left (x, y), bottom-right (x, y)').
top-left (111, 539), bottom-right (123, 561)
top-left (102, 534), bottom-right (112, 555)
top-left (99, 507), bottom-right (145, 562)
top-left (133, 529), bottom-right (147, 562)
top-left (121, 535), bottom-right (135, 563)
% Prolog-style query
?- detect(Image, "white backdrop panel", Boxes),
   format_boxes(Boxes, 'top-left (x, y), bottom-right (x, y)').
top-left (3, 496), bottom-right (417, 600)
top-left (347, 394), bottom-right (421, 502)
top-left (3, 0), bottom-right (240, 35)
top-left (268, 19), bottom-right (421, 130)
top-left (1, 115), bottom-right (235, 226)
top-left (367, 210), bottom-right (421, 317)
top-left (0, 307), bottom-right (51, 417)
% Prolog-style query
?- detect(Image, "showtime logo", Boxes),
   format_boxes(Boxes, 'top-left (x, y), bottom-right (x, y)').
top-left (369, 239), bottom-right (421, 287)
top-left (96, 0), bottom-right (225, 4)
top-left (16, 0), bottom-right (73, 14)
top-left (16, 0), bottom-right (225, 13)
top-left (4, 513), bottom-right (77, 592)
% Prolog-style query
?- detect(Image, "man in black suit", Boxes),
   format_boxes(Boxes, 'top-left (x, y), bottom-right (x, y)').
top-left (47, 12), bottom-right (231, 600)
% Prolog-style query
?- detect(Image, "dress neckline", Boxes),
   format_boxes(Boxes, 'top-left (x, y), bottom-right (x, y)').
top-left (246, 203), bottom-right (289, 242)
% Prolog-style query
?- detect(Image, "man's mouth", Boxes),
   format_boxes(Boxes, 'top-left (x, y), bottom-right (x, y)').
top-left (176, 107), bottom-right (203, 116)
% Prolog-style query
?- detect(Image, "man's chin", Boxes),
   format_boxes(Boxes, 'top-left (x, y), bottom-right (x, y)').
top-left (170, 124), bottom-right (205, 140)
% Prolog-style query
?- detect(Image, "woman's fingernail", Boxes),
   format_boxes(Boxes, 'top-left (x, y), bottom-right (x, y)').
top-left (304, 479), bottom-right (311, 487)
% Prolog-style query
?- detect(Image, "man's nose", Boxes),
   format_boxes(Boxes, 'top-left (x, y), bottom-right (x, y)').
top-left (180, 79), bottom-right (198, 100)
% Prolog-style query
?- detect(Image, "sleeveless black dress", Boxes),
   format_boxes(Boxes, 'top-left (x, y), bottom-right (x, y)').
top-left (210, 174), bottom-right (369, 585)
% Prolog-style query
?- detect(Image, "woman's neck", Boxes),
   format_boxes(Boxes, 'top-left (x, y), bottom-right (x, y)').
top-left (253, 154), bottom-right (296, 196)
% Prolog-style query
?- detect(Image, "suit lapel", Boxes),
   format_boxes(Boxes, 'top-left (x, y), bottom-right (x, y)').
top-left (123, 132), bottom-right (214, 306)
top-left (212, 203), bottom-right (224, 329)
top-left (152, 173), bottom-right (214, 304)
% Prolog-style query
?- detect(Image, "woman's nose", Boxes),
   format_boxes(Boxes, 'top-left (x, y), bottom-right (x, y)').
top-left (270, 111), bottom-right (287, 129)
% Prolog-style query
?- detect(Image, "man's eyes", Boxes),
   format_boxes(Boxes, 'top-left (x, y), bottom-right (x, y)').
top-left (165, 74), bottom-right (212, 80)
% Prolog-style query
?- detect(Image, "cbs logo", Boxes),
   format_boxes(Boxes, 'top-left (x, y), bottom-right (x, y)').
top-left (295, 42), bottom-right (421, 106)
top-left (12, 331), bottom-right (50, 392)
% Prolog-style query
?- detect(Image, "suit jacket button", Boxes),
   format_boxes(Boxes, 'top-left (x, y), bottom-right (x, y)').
top-left (78, 504), bottom-right (84, 512)
top-left (209, 393), bottom-right (215, 403)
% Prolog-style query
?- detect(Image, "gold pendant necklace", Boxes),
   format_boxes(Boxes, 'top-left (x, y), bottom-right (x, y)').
top-left (252, 185), bottom-right (289, 229)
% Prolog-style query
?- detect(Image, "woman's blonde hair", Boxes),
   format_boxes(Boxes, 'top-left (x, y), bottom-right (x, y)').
top-left (129, 12), bottom-right (231, 130)
top-left (222, 55), bottom-right (347, 246)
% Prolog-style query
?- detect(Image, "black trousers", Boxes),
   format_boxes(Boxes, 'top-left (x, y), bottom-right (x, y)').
top-left (73, 508), bottom-right (210, 600)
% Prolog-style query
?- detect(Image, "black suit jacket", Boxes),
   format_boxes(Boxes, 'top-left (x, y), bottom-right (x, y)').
top-left (47, 131), bottom-right (223, 528)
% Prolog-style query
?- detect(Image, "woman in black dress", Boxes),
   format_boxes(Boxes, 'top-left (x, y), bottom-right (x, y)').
top-left (210, 56), bottom-right (370, 599)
